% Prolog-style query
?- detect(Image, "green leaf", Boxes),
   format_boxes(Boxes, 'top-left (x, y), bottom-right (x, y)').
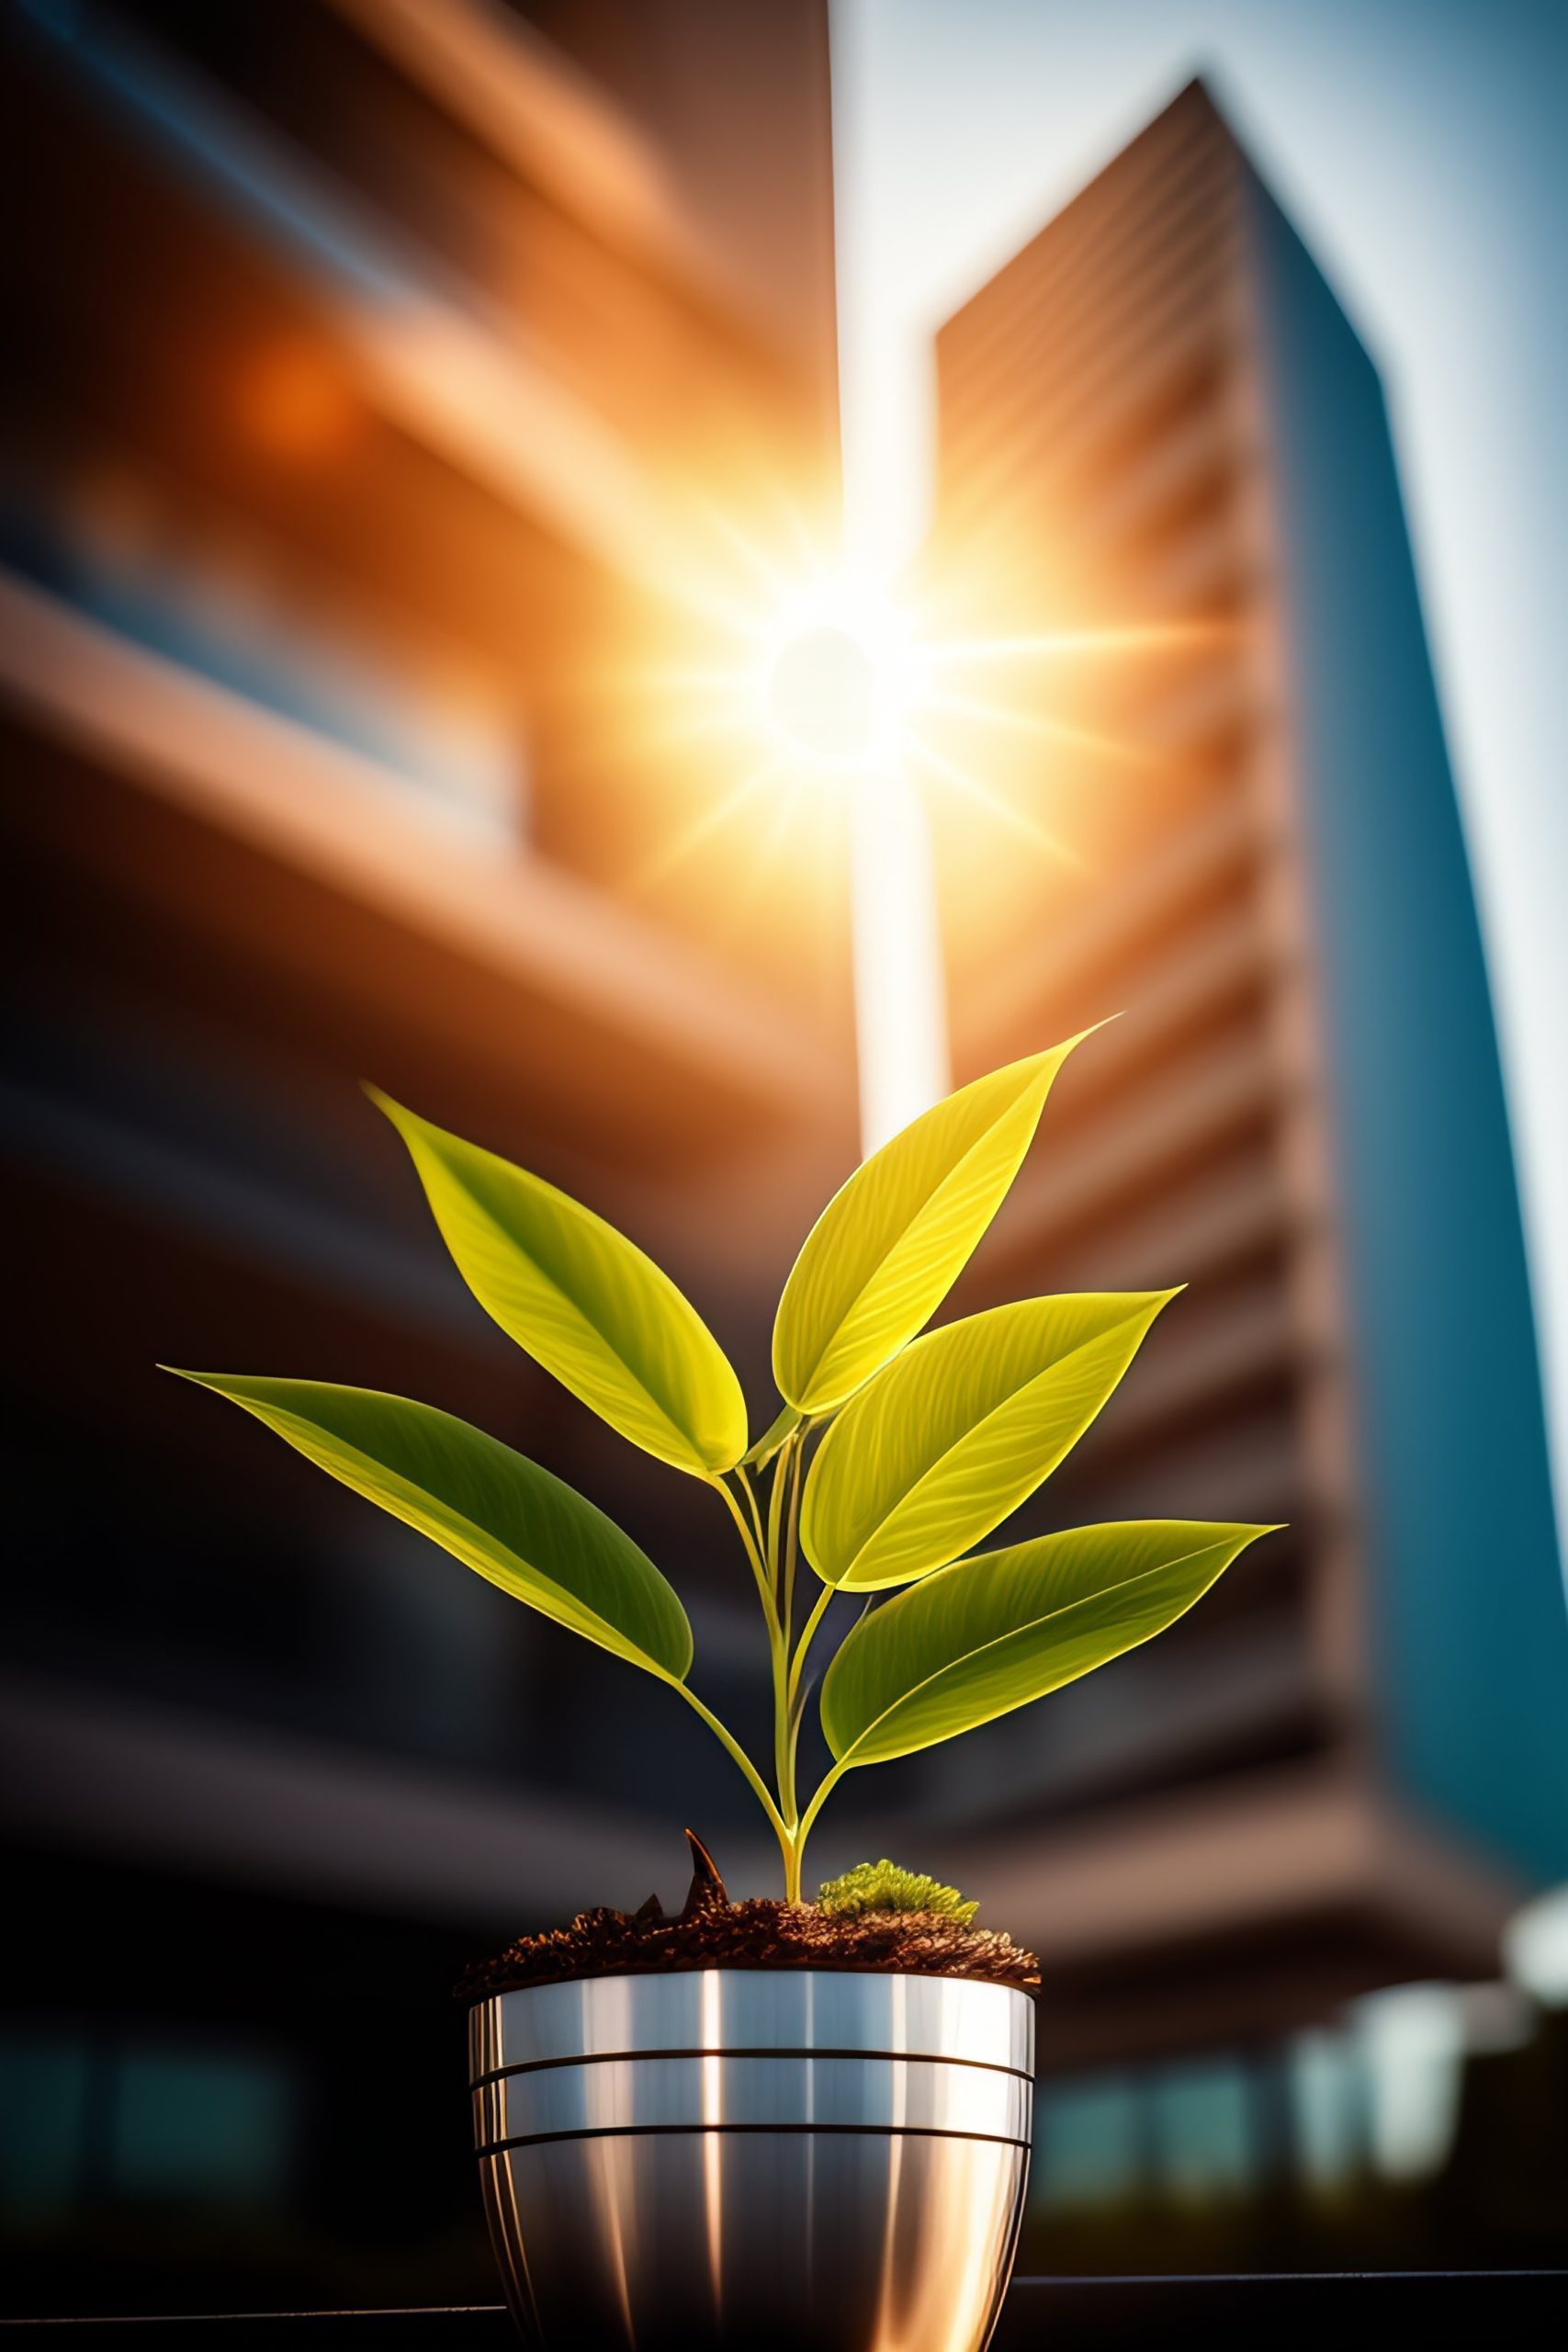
top-left (819, 1520), bottom-right (1276, 1768)
top-left (166, 1372), bottom-right (694, 1680)
top-left (772, 1035), bottom-right (1093, 1416)
top-left (369, 1091), bottom-right (747, 1477)
top-left (802, 1292), bottom-right (1176, 1589)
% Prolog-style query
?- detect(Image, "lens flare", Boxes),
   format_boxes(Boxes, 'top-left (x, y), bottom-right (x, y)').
top-left (615, 519), bottom-right (1230, 1153)
top-left (621, 518), bottom-right (1231, 909)
top-left (756, 569), bottom-right (921, 774)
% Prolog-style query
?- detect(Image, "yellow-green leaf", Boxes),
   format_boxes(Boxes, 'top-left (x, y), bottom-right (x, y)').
top-left (802, 1292), bottom-right (1176, 1589)
top-left (772, 1036), bottom-right (1091, 1416)
top-left (370, 1092), bottom-right (746, 1477)
top-left (168, 1372), bottom-right (694, 1680)
top-left (819, 1521), bottom-right (1276, 1767)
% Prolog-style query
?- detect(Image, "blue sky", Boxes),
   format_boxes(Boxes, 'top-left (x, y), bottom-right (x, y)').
top-left (831, 0), bottom-right (1568, 1547)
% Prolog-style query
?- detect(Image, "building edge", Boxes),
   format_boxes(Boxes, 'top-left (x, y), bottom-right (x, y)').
top-left (1240, 157), bottom-right (1568, 1886)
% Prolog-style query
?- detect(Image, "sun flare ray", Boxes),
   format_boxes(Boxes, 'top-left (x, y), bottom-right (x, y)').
top-left (926, 618), bottom-right (1235, 665)
top-left (908, 736), bottom-right (1086, 870)
top-left (626, 751), bottom-right (791, 896)
top-left (926, 685), bottom-right (1158, 771)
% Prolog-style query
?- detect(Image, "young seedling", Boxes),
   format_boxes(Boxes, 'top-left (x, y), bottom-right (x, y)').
top-left (167, 1035), bottom-right (1278, 1903)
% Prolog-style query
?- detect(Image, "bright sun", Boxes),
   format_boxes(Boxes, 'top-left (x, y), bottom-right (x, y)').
top-left (759, 571), bottom-right (921, 772)
top-left (767, 625), bottom-right (877, 762)
top-left (625, 523), bottom-right (1228, 916)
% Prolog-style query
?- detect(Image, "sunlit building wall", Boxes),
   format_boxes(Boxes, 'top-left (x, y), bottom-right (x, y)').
top-left (918, 80), bottom-right (1567, 2073)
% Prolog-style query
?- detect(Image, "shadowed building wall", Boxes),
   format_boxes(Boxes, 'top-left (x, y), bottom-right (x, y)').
top-left (0, 0), bottom-right (845, 2312)
top-left (1244, 165), bottom-right (1565, 1887)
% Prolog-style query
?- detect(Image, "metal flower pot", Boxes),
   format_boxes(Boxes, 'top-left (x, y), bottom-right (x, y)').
top-left (469, 1968), bottom-right (1034, 2352)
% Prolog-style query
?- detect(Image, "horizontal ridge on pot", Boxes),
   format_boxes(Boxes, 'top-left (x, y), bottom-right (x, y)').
top-left (469, 1968), bottom-right (1034, 2352)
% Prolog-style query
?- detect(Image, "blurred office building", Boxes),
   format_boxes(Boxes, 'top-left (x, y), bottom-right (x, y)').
top-left (0, 0), bottom-right (851, 2312)
top-left (2, 7), bottom-right (1565, 2310)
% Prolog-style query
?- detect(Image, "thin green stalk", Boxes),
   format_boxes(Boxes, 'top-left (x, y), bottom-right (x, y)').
top-left (671, 1678), bottom-right (791, 1859)
top-left (788, 1583), bottom-right (834, 1711)
top-left (786, 1665), bottom-right (809, 1814)
top-left (716, 1463), bottom-right (797, 1842)
top-left (766, 1429), bottom-right (793, 1611)
top-left (780, 1759), bottom-right (847, 1904)
top-left (751, 1432), bottom-right (800, 1831)
top-left (795, 1759), bottom-right (847, 1876)
top-left (711, 1473), bottom-right (776, 1630)
top-left (711, 1435), bottom-right (829, 1891)
top-left (771, 1623), bottom-right (795, 1830)
top-left (735, 1464), bottom-right (769, 1581)
top-left (781, 1435), bottom-right (805, 1644)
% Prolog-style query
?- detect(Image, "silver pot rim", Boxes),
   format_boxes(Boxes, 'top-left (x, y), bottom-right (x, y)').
top-left (465, 1962), bottom-right (1039, 2002)
top-left (468, 1963), bottom-right (1036, 2086)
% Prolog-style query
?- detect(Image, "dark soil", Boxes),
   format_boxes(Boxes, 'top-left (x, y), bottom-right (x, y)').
top-left (457, 1832), bottom-right (1040, 1999)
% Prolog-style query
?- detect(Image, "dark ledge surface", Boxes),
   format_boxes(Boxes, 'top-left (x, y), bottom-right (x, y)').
top-left (4, 2274), bottom-right (1565, 2345)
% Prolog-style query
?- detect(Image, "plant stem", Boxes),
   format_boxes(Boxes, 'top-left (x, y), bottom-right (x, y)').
top-left (766, 1430), bottom-right (792, 1617)
top-left (764, 1434), bottom-right (800, 1826)
top-left (795, 1761), bottom-right (846, 1880)
top-left (736, 1464), bottom-right (769, 1581)
top-left (781, 1437), bottom-right (804, 1644)
top-left (711, 1474), bottom-right (776, 1630)
top-left (771, 1622), bottom-right (795, 1831)
top-left (788, 1583), bottom-right (835, 1710)
top-left (711, 1433), bottom-right (836, 1898)
top-left (772, 1761), bottom-right (847, 1905)
top-left (671, 1678), bottom-right (790, 1852)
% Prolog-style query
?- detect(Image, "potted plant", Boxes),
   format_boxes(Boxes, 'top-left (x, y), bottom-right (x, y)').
top-left (169, 1030), bottom-right (1275, 2351)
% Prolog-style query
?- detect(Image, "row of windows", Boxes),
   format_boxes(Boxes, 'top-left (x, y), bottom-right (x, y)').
top-left (0, 474), bottom-right (527, 832)
top-left (0, 2031), bottom-right (297, 2221)
top-left (1032, 1968), bottom-right (1552, 2215)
